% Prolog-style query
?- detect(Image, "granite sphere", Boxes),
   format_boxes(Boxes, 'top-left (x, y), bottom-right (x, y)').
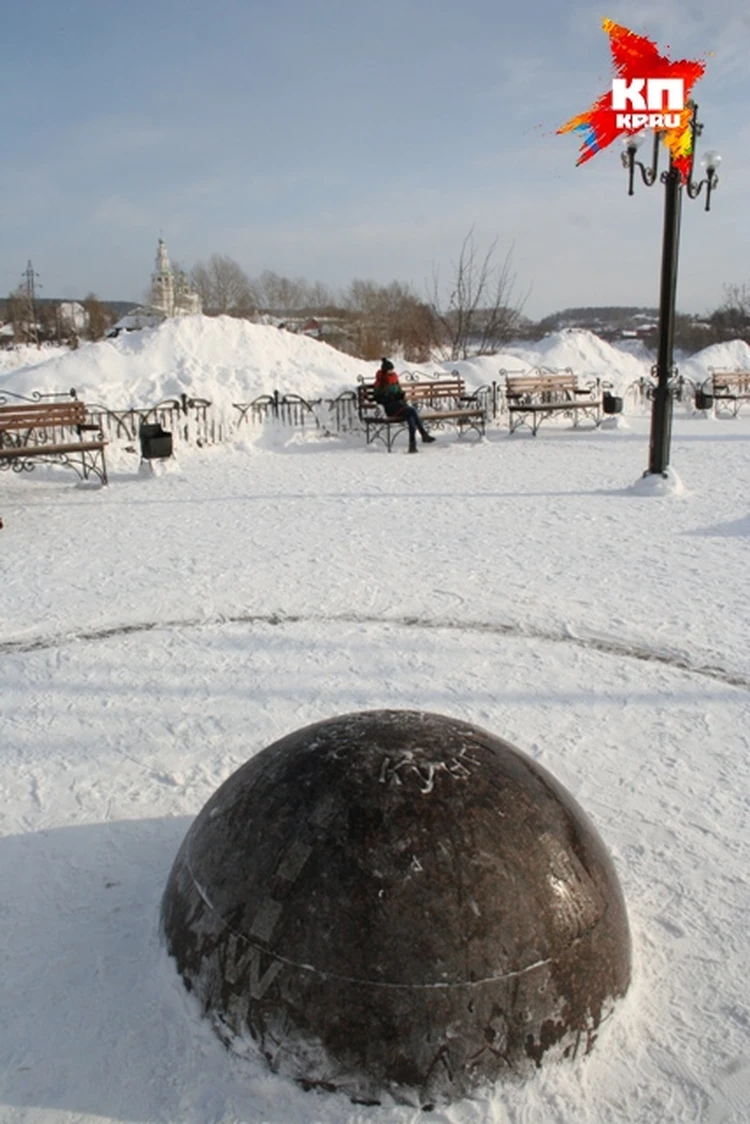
top-left (161, 710), bottom-right (631, 1106)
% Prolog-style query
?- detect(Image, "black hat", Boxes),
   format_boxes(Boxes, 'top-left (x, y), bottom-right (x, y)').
top-left (381, 358), bottom-right (394, 371)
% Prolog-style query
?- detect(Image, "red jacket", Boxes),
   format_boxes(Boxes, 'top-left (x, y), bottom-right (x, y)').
top-left (374, 368), bottom-right (405, 414)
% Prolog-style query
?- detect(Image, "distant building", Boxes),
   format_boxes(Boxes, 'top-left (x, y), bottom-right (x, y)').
top-left (108, 308), bottom-right (166, 335)
top-left (59, 301), bottom-right (88, 333)
top-left (109, 237), bottom-right (201, 336)
top-left (150, 238), bottom-right (201, 318)
top-left (299, 318), bottom-right (322, 339)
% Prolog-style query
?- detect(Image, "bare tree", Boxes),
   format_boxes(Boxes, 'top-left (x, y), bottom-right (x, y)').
top-left (341, 280), bottom-right (439, 360)
top-left (305, 279), bottom-right (336, 312)
top-left (191, 254), bottom-right (254, 317)
top-left (723, 281), bottom-right (750, 316)
top-left (252, 271), bottom-right (311, 317)
top-left (37, 302), bottom-right (61, 343)
top-left (7, 290), bottom-right (33, 344)
top-left (430, 229), bottom-right (527, 360)
top-left (82, 293), bottom-right (112, 340)
top-left (393, 296), bottom-right (439, 363)
top-left (190, 262), bottom-right (212, 311)
top-left (709, 281), bottom-right (750, 342)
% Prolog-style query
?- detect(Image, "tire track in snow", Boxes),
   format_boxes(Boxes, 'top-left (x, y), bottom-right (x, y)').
top-left (2, 611), bottom-right (749, 693)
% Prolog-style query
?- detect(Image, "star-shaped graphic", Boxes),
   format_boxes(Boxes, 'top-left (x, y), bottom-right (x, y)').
top-left (558, 18), bottom-right (705, 181)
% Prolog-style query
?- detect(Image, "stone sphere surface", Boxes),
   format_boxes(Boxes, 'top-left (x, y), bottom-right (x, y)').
top-left (161, 710), bottom-right (631, 1105)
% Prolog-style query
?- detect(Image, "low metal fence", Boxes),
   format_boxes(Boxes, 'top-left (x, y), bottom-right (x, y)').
top-left (232, 390), bottom-right (360, 435)
top-left (624, 367), bottom-right (697, 413)
top-left (86, 394), bottom-right (220, 448)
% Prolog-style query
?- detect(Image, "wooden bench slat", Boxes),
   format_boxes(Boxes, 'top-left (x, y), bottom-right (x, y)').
top-left (708, 371), bottom-right (750, 416)
top-left (505, 373), bottom-right (600, 436)
top-left (0, 397), bottom-right (108, 484)
top-left (364, 409), bottom-right (484, 425)
top-left (0, 441), bottom-right (106, 458)
top-left (0, 405), bottom-right (86, 425)
top-left (420, 410), bottom-right (484, 421)
top-left (0, 409), bottom-right (85, 418)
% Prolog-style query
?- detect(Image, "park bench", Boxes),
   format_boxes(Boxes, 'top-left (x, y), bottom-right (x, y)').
top-left (704, 370), bottom-right (750, 416)
top-left (357, 375), bottom-right (486, 451)
top-left (504, 370), bottom-right (602, 436)
top-left (0, 393), bottom-right (108, 485)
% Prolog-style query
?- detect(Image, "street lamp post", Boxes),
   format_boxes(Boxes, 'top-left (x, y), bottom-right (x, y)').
top-left (621, 102), bottom-right (720, 477)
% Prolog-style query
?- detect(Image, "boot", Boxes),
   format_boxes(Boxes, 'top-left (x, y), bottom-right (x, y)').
top-left (422, 432), bottom-right (436, 444)
top-left (408, 440), bottom-right (418, 453)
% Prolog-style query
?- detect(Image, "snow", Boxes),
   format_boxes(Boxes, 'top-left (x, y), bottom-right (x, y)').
top-left (0, 343), bottom-right (66, 373)
top-left (1, 316), bottom-right (749, 1124)
top-left (681, 338), bottom-right (750, 385)
top-left (0, 316), bottom-right (370, 413)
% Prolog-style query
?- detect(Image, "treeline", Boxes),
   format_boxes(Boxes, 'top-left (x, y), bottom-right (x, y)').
top-left (189, 231), bottom-right (526, 362)
top-left (1, 231), bottom-right (525, 361)
top-left (533, 287), bottom-right (750, 351)
top-left (4, 237), bottom-right (750, 357)
top-left (539, 306), bottom-right (657, 326)
top-left (183, 261), bottom-right (750, 354)
top-left (2, 292), bottom-right (115, 347)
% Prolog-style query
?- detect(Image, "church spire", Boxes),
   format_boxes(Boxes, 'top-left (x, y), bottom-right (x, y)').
top-left (150, 237), bottom-right (175, 316)
top-left (148, 236), bottom-right (201, 318)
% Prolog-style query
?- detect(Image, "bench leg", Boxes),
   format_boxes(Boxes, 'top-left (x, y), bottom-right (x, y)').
top-left (456, 417), bottom-right (485, 439)
top-left (365, 421), bottom-right (403, 452)
top-left (80, 445), bottom-right (108, 485)
top-left (508, 410), bottom-right (525, 435)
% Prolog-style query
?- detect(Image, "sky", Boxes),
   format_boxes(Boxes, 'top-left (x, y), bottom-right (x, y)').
top-left (1, 0), bottom-right (749, 320)
top-left (1, 320), bottom-right (749, 1122)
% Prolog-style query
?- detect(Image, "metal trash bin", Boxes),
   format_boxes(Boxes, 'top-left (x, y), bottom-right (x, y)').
top-left (695, 390), bottom-right (713, 411)
top-left (139, 422), bottom-right (173, 460)
top-left (602, 392), bottom-right (623, 415)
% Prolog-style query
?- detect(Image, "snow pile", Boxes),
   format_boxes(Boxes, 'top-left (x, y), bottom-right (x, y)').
top-left (427, 331), bottom-right (653, 395)
top-left (2, 318), bottom-right (748, 419)
top-left (0, 315), bottom-right (370, 409)
top-left (0, 318), bottom-right (665, 410)
top-left (436, 351), bottom-right (535, 390)
top-left (508, 328), bottom-right (653, 386)
top-left (611, 337), bottom-right (655, 363)
top-left (0, 342), bottom-right (66, 374)
top-left (681, 338), bottom-right (750, 382)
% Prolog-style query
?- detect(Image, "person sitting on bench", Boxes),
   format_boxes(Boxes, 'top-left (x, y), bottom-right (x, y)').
top-left (373, 359), bottom-right (436, 453)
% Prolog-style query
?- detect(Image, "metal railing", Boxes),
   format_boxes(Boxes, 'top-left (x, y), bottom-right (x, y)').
top-left (624, 368), bottom-right (697, 413)
top-left (86, 394), bottom-right (220, 448)
top-left (232, 390), bottom-right (361, 435)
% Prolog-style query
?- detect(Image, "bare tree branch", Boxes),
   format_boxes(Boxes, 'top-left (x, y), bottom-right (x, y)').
top-left (430, 229), bottom-right (527, 359)
top-left (191, 254), bottom-right (254, 316)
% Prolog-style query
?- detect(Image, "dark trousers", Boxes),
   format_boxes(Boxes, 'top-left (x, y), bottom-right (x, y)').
top-left (387, 404), bottom-right (427, 442)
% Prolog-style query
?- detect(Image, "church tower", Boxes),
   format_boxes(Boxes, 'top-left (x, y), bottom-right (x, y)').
top-left (174, 268), bottom-right (202, 316)
top-left (150, 238), bottom-right (175, 317)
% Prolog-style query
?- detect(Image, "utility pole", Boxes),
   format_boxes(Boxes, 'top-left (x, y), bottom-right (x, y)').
top-left (21, 259), bottom-right (41, 346)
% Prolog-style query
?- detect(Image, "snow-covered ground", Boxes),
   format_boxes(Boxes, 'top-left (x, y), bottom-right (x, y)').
top-left (1, 319), bottom-right (749, 1123)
